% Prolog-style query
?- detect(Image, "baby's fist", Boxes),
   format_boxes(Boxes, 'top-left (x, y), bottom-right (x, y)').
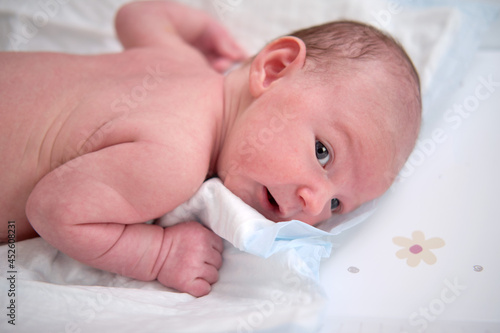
top-left (158, 221), bottom-right (223, 297)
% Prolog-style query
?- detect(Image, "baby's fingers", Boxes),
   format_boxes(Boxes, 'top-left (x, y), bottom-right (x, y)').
top-left (188, 265), bottom-right (219, 297)
top-left (208, 21), bottom-right (246, 60)
top-left (188, 278), bottom-right (212, 297)
top-left (211, 233), bottom-right (224, 253)
top-left (202, 247), bottom-right (223, 270)
top-left (202, 262), bottom-right (220, 285)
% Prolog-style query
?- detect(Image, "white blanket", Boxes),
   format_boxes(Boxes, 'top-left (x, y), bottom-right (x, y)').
top-left (0, 1), bottom-right (498, 332)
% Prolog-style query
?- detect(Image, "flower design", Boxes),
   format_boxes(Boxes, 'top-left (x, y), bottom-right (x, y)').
top-left (393, 231), bottom-right (445, 267)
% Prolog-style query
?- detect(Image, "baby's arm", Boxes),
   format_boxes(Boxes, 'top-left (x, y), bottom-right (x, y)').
top-left (115, 1), bottom-right (245, 72)
top-left (26, 142), bottom-right (223, 297)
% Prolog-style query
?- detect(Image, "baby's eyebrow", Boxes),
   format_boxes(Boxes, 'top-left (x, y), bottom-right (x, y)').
top-left (328, 120), bottom-right (354, 161)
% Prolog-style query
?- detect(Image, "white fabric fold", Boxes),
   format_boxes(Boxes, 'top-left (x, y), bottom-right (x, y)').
top-left (156, 178), bottom-right (335, 261)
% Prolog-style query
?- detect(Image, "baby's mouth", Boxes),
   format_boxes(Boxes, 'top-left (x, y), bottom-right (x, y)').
top-left (266, 188), bottom-right (279, 210)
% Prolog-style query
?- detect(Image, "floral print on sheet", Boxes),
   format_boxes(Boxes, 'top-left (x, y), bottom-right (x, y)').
top-left (393, 231), bottom-right (445, 267)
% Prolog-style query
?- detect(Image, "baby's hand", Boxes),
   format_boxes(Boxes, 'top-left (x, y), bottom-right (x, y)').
top-left (158, 221), bottom-right (224, 297)
top-left (191, 19), bottom-right (247, 73)
top-left (115, 1), bottom-right (246, 72)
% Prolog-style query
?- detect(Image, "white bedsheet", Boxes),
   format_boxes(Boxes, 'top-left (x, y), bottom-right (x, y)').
top-left (0, 1), bottom-right (499, 332)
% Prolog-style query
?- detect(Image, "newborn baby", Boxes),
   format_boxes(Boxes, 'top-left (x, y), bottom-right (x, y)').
top-left (0, 1), bottom-right (421, 296)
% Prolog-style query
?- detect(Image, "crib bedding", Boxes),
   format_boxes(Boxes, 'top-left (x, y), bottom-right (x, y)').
top-left (1, 1), bottom-right (499, 332)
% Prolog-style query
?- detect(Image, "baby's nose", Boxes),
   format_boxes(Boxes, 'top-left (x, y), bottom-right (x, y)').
top-left (296, 185), bottom-right (329, 216)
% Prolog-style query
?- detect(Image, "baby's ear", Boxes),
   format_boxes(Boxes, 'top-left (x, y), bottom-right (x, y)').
top-left (249, 36), bottom-right (306, 97)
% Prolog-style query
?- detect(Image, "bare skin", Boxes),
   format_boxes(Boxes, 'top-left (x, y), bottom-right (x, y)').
top-left (0, 1), bottom-right (244, 297)
top-left (0, 1), bottom-right (419, 297)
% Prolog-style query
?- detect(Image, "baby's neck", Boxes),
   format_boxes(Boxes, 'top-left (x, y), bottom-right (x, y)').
top-left (208, 65), bottom-right (252, 177)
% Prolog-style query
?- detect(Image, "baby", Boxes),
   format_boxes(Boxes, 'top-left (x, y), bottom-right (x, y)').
top-left (0, 1), bottom-right (421, 296)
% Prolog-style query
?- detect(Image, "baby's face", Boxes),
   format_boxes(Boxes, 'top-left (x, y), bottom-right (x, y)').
top-left (217, 68), bottom-right (399, 225)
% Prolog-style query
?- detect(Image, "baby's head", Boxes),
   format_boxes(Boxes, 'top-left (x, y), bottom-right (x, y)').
top-left (217, 20), bottom-right (421, 226)
top-left (289, 20), bottom-right (422, 183)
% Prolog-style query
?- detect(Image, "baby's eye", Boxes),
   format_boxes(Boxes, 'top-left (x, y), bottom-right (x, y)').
top-left (331, 198), bottom-right (340, 212)
top-left (315, 140), bottom-right (331, 167)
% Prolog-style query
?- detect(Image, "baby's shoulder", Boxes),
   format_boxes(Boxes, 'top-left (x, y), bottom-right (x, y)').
top-left (114, 44), bottom-right (210, 73)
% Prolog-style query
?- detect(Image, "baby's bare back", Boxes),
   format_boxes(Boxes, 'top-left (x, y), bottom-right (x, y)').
top-left (0, 49), bottom-right (222, 241)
